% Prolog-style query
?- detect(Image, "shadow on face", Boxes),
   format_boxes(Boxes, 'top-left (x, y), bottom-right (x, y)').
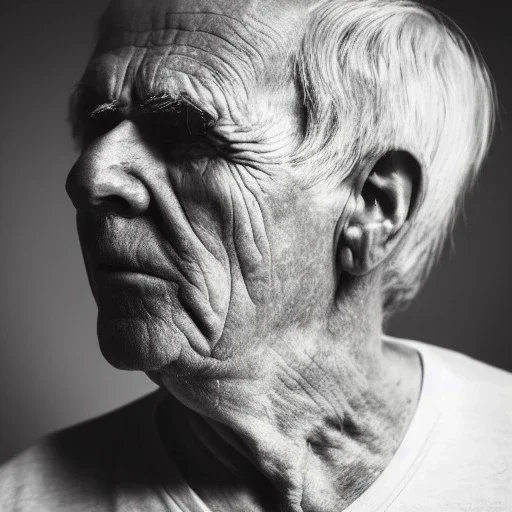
top-left (65, 0), bottom-right (342, 374)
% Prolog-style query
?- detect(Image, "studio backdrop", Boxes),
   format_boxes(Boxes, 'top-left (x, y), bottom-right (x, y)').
top-left (0, 0), bottom-right (510, 463)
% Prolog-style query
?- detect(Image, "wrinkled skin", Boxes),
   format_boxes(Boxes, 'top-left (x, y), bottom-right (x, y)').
top-left (66, 1), bottom-right (422, 511)
top-left (69, 0), bottom-right (340, 373)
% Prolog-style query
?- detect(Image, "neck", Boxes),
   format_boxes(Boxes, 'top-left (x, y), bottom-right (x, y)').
top-left (155, 294), bottom-right (422, 512)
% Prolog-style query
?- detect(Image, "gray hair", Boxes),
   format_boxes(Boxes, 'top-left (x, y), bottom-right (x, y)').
top-left (294, 0), bottom-right (496, 314)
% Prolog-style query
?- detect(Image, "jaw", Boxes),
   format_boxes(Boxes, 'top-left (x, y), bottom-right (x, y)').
top-left (86, 181), bottom-right (340, 373)
top-left (79, 206), bottom-right (231, 371)
top-left (96, 278), bottom-right (214, 371)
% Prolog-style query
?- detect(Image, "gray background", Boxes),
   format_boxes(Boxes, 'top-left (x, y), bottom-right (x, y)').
top-left (0, 0), bottom-right (510, 464)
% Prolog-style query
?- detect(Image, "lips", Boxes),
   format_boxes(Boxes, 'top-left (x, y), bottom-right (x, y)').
top-left (77, 213), bottom-right (229, 357)
top-left (94, 257), bottom-right (170, 283)
top-left (77, 212), bottom-right (173, 282)
top-left (97, 260), bottom-right (158, 276)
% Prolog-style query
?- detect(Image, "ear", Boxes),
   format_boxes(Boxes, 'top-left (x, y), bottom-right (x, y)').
top-left (339, 151), bottom-right (424, 276)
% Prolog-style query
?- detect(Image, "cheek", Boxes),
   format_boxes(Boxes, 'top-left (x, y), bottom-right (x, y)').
top-left (93, 156), bottom-right (274, 369)
top-left (86, 214), bottom-right (231, 371)
top-left (91, 155), bottom-right (334, 370)
top-left (267, 198), bottom-right (339, 326)
top-left (173, 158), bottom-right (337, 313)
top-left (172, 158), bottom-right (274, 298)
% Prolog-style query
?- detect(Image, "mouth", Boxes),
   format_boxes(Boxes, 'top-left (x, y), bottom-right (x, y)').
top-left (95, 260), bottom-right (168, 283)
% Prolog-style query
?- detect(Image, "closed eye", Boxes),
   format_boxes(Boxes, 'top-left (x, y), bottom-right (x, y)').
top-left (69, 86), bottom-right (218, 156)
top-left (82, 108), bottom-right (123, 146)
top-left (134, 99), bottom-right (217, 158)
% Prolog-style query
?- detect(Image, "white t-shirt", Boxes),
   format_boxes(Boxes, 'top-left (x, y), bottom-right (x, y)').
top-left (1, 338), bottom-right (511, 511)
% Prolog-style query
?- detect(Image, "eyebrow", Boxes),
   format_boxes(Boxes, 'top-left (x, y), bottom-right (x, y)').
top-left (69, 85), bottom-right (217, 139)
top-left (137, 93), bottom-right (217, 130)
top-left (68, 85), bottom-right (118, 140)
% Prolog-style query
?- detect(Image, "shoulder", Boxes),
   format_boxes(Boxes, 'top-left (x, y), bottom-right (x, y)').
top-left (427, 342), bottom-right (512, 447)
top-left (388, 337), bottom-right (512, 509)
top-left (388, 337), bottom-right (512, 448)
top-left (419, 340), bottom-right (512, 400)
top-left (0, 391), bottom-right (162, 512)
top-left (388, 335), bottom-right (512, 393)
top-left (403, 338), bottom-right (512, 431)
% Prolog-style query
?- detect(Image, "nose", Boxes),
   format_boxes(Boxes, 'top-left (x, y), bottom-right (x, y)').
top-left (66, 121), bottom-right (151, 217)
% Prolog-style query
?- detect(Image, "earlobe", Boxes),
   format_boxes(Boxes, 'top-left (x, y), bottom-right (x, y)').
top-left (340, 220), bottom-right (395, 275)
top-left (339, 151), bottom-right (423, 276)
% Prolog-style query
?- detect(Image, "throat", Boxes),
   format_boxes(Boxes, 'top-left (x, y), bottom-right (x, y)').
top-left (157, 395), bottom-right (279, 511)
top-left (155, 339), bottom-right (422, 512)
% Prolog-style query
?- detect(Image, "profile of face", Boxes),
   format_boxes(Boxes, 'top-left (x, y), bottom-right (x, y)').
top-left (66, 0), bottom-right (348, 380)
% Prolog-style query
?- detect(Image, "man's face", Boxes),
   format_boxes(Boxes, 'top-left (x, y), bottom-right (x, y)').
top-left (66, 0), bottom-right (346, 375)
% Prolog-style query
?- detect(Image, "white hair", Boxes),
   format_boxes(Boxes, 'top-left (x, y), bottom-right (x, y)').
top-left (293, 0), bottom-right (496, 314)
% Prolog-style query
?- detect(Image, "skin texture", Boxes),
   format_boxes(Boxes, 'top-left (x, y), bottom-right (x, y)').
top-left (65, 0), bottom-right (423, 510)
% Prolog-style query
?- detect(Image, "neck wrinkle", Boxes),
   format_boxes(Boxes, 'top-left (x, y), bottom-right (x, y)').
top-left (157, 312), bottom-right (421, 511)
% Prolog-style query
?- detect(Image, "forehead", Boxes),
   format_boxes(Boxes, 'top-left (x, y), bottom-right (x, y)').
top-left (81, 0), bottom-right (307, 115)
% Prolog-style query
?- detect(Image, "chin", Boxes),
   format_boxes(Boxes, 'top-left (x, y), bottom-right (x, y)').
top-left (92, 273), bottom-right (218, 371)
top-left (95, 301), bottom-right (215, 372)
top-left (97, 314), bottom-right (186, 371)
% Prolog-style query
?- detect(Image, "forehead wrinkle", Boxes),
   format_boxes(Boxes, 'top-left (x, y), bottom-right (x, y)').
top-left (110, 40), bottom-right (255, 114)
top-left (96, 3), bottom-right (303, 82)
top-left (99, 25), bottom-right (247, 59)
top-left (86, 0), bottom-right (305, 126)
top-left (96, 23), bottom-right (266, 82)
top-left (83, 48), bottom-right (232, 123)
top-left (96, 34), bottom-right (255, 121)
top-left (82, 46), bottom-right (142, 104)
top-left (100, 0), bottom-right (290, 47)
top-left (118, 46), bottom-right (148, 106)
top-left (134, 49), bottom-right (229, 100)
top-left (94, 19), bottom-right (264, 104)
top-left (140, 61), bottom-right (248, 123)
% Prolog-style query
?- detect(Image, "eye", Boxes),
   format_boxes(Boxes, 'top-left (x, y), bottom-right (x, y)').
top-left (80, 108), bottom-right (123, 146)
top-left (136, 104), bottom-right (215, 158)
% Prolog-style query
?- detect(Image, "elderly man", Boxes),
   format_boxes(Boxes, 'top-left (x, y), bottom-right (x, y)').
top-left (1, 0), bottom-right (511, 510)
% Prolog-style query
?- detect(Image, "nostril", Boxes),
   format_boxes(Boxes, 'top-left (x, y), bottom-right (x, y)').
top-left (67, 154), bottom-right (151, 216)
top-left (95, 195), bottom-right (132, 215)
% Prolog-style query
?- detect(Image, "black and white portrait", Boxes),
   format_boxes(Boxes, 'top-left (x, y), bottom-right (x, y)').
top-left (0, 0), bottom-right (511, 510)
